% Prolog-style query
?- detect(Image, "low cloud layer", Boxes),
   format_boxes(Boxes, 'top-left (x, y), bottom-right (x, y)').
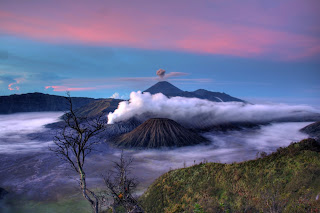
top-left (108, 91), bottom-right (319, 127)
top-left (0, 112), bottom-right (63, 154)
top-left (0, 111), bottom-right (313, 205)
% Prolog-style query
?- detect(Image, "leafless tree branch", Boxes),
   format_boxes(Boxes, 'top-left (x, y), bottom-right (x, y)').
top-left (50, 92), bottom-right (107, 213)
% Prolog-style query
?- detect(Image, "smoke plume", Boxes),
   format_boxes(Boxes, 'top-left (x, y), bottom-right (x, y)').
top-left (156, 69), bottom-right (166, 79)
top-left (107, 91), bottom-right (319, 128)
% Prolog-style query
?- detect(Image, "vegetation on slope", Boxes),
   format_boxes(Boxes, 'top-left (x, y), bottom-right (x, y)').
top-left (140, 138), bottom-right (320, 213)
top-left (74, 99), bottom-right (123, 118)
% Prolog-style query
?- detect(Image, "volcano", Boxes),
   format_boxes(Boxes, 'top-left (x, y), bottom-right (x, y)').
top-left (113, 118), bottom-right (208, 148)
top-left (144, 81), bottom-right (183, 96)
top-left (143, 81), bottom-right (245, 102)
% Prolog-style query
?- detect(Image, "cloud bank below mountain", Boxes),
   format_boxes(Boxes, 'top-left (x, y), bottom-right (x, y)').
top-left (108, 91), bottom-right (319, 128)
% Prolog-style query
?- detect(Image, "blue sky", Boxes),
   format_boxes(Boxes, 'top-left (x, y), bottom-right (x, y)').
top-left (0, 0), bottom-right (319, 106)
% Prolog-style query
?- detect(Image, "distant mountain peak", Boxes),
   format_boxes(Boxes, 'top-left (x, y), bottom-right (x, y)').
top-left (143, 81), bottom-right (246, 103)
top-left (143, 81), bottom-right (183, 96)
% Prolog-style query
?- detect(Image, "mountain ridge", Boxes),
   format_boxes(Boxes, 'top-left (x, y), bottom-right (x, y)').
top-left (143, 81), bottom-right (246, 103)
top-left (0, 81), bottom-right (245, 114)
top-left (0, 92), bottom-right (98, 114)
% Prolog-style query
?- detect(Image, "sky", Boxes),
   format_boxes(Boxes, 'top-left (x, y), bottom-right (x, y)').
top-left (0, 0), bottom-right (319, 106)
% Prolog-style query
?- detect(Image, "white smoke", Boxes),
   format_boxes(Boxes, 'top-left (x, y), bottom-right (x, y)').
top-left (107, 91), bottom-right (319, 127)
top-left (110, 92), bottom-right (120, 99)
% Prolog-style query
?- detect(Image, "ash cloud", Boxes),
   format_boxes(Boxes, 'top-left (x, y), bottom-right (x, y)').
top-left (107, 91), bottom-right (319, 128)
top-left (156, 68), bottom-right (166, 79)
top-left (155, 69), bottom-right (188, 80)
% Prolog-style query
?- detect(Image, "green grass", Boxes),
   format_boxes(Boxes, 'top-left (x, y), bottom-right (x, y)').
top-left (0, 196), bottom-right (91, 213)
top-left (140, 138), bottom-right (320, 213)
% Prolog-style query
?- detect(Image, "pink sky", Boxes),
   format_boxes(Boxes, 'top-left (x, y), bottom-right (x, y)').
top-left (0, 0), bottom-right (319, 60)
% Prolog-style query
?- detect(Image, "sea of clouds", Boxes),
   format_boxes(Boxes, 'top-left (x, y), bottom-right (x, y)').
top-left (0, 108), bottom-right (313, 206)
top-left (0, 112), bottom-right (63, 154)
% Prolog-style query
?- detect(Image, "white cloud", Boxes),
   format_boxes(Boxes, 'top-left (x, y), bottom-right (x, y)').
top-left (0, 112), bottom-right (63, 154)
top-left (108, 91), bottom-right (319, 128)
top-left (110, 92), bottom-right (120, 99)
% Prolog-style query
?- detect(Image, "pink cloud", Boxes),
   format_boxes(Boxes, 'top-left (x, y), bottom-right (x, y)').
top-left (44, 74), bottom-right (206, 92)
top-left (8, 78), bottom-right (24, 91)
top-left (8, 83), bottom-right (19, 91)
top-left (45, 82), bottom-right (121, 92)
top-left (1, 0), bottom-right (319, 60)
top-left (45, 86), bottom-right (96, 92)
top-left (165, 72), bottom-right (189, 78)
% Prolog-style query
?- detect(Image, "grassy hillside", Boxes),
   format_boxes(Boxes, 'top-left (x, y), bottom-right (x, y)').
top-left (74, 99), bottom-right (123, 118)
top-left (140, 138), bottom-right (320, 213)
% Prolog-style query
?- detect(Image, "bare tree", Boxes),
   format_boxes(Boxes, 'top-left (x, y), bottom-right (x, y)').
top-left (103, 151), bottom-right (144, 213)
top-left (50, 92), bottom-right (107, 213)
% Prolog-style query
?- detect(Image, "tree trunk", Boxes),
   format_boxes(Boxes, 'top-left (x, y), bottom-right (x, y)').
top-left (80, 170), bottom-right (99, 213)
top-left (112, 203), bottom-right (117, 213)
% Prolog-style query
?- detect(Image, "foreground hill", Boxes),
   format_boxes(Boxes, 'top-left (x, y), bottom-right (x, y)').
top-left (144, 81), bottom-right (246, 103)
top-left (140, 138), bottom-right (320, 212)
top-left (113, 118), bottom-right (207, 148)
top-left (0, 93), bottom-right (97, 114)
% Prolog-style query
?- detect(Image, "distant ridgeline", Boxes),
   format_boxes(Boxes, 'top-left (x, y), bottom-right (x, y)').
top-left (143, 81), bottom-right (246, 103)
top-left (0, 93), bottom-right (121, 114)
top-left (0, 82), bottom-right (245, 114)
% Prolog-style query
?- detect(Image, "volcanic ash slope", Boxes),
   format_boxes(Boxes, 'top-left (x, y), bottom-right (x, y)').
top-left (113, 118), bottom-right (207, 148)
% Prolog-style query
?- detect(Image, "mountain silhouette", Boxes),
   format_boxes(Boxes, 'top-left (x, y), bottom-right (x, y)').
top-left (143, 81), bottom-right (245, 102)
top-left (144, 81), bottom-right (183, 96)
top-left (0, 93), bottom-right (97, 114)
top-left (0, 81), bottom-right (245, 115)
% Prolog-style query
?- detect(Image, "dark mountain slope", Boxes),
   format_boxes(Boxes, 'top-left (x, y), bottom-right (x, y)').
top-left (193, 89), bottom-right (245, 102)
top-left (144, 81), bottom-right (183, 96)
top-left (301, 121), bottom-right (320, 140)
top-left (113, 118), bottom-right (207, 148)
top-left (140, 138), bottom-right (320, 213)
top-left (0, 93), bottom-right (96, 114)
top-left (74, 99), bottom-right (123, 118)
